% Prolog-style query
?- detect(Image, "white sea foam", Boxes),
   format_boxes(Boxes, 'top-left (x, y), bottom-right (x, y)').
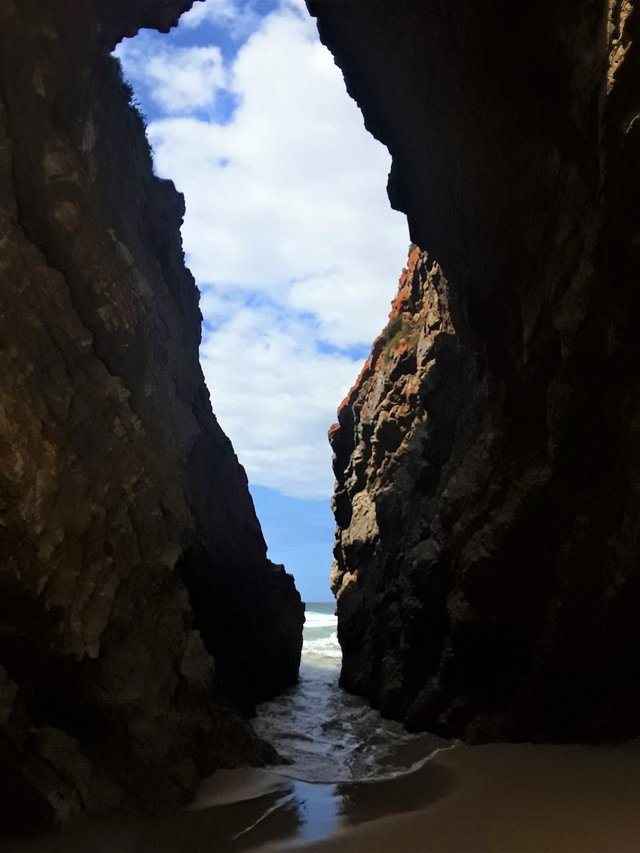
top-left (304, 611), bottom-right (337, 629)
top-left (302, 609), bottom-right (341, 666)
top-left (304, 632), bottom-right (342, 661)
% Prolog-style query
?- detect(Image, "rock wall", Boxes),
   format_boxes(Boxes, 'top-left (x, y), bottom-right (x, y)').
top-left (0, 0), bottom-right (303, 833)
top-left (315, 0), bottom-right (640, 742)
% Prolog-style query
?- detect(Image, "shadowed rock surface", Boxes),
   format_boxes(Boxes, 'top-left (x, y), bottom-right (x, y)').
top-left (0, 0), bottom-right (303, 834)
top-left (315, 0), bottom-right (640, 742)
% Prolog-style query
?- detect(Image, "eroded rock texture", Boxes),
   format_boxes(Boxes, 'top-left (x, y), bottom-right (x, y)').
top-left (316, 1), bottom-right (640, 742)
top-left (0, 0), bottom-right (302, 833)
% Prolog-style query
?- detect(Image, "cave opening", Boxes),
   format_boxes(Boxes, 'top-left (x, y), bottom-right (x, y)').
top-left (5, 0), bottom-right (640, 844)
top-left (109, 0), bottom-right (425, 789)
top-left (113, 0), bottom-right (409, 607)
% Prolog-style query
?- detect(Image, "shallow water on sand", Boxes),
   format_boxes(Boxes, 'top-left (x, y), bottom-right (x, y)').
top-left (252, 603), bottom-right (447, 784)
top-left (10, 604), bottom-right (451, 852)
top-left (13, 605), bottom-right (640, 852)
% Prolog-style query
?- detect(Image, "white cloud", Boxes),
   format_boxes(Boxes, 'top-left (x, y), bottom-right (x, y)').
top-left (200, 298), bottom-right (360, 497)
top-left (118, 0), bottom-right (408, 498)
top-left (183, 0), bottom-right (236, 24)
top-left (181, 0), bottom-right (263, 39)
top-left (116, 40), bottom-right (228, 114)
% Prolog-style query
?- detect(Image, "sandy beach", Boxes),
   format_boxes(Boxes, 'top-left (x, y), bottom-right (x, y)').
top-left (281, 742), bottom-right (640, 853)
top-left (11, 741), bottom-right (640, 853)
top-left (10, 608), bottom-right (640, 853)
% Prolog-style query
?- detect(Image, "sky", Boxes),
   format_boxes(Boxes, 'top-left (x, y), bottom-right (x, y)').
top-left (115, 0), bottom-right (408, 601)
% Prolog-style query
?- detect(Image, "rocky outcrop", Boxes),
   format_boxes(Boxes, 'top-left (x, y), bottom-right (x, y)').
top-left (329, 246), bottom-right (461, 713)
top-left (318, 1), bottom-right (640, 742)
top-left (0, 0), bottom-right (303, 834)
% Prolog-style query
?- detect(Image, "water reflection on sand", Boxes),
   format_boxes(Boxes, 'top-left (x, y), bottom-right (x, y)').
top-left (12, 608), bottom-right (640, 852)
top-left (12, 758), bottom-right (456, 853)
top-left (14, 743), bottom-right (640, 852)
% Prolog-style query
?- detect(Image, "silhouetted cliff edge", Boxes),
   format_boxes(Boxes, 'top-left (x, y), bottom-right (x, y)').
top-left (0, 0), bottom-right (302, 832)
top-left (314, 0), bottom-right (640, 743)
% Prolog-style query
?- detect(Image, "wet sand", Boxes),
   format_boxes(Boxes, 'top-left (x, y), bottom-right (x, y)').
top-left (276, 742), bottom-right (640, 853)
top-left (11, 742), bottom-right (640, 852)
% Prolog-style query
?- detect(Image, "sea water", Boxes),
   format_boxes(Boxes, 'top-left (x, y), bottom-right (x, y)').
top-left (252, 602), bottom-right (445, 784)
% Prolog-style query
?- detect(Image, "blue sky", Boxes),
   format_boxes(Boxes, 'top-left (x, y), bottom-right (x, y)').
top-left (115, 0), bottom-right (408, 602)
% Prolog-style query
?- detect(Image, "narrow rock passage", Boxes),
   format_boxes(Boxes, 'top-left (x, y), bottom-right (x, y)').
top-left (252, 603), bottom-right (446, 784)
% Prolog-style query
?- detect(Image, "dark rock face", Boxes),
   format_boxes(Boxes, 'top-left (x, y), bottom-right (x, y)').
top-left (0, 0), bottom-right (302, 833)
top-left (315, 0), bottom-right (640, 742)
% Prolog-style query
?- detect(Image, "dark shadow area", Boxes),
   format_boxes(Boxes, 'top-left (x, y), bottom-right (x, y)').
top-left (9, 760), bottom-right (455, 853)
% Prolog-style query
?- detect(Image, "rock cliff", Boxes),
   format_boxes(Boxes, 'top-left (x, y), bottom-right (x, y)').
top-left (0, 0), bottom-right (303, 833)
top-left (317, 1), bottom-right (640, 742)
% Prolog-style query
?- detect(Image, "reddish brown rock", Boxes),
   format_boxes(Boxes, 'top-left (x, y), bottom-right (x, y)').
top-left (316, 1), bottom-right (640, 743)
